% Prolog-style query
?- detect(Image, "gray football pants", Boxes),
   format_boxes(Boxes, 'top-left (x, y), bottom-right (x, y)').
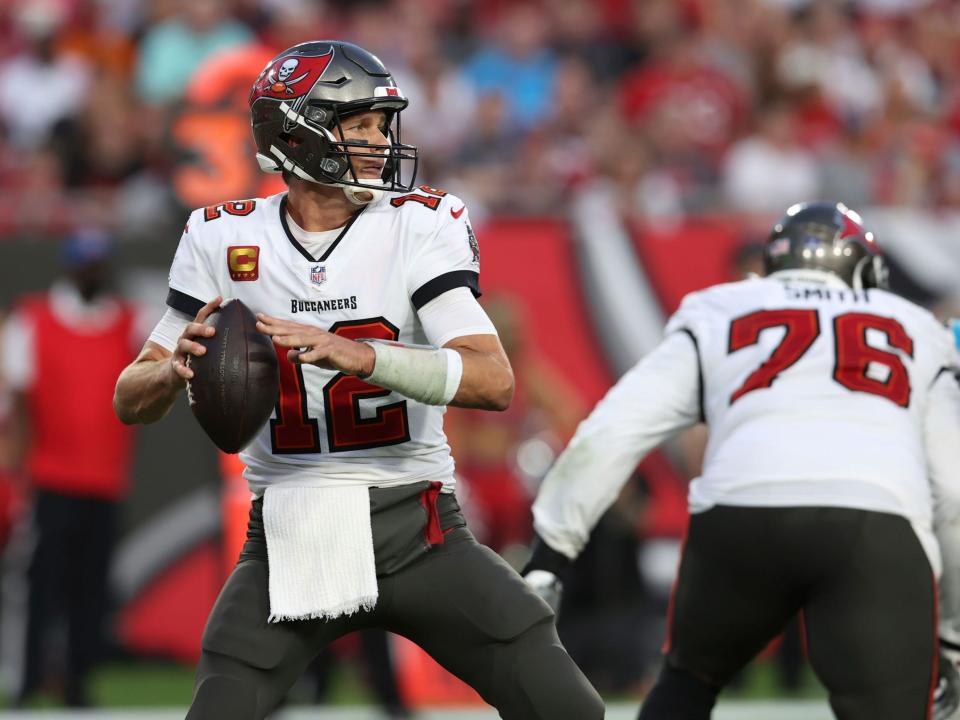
top-left (651, 506), bottom-right (937, 720)
top-left (185, 526), bottom-right (605, 719)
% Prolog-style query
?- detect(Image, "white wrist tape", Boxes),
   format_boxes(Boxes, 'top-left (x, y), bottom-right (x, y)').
top-left (363, 341), bottom-right (463, 406)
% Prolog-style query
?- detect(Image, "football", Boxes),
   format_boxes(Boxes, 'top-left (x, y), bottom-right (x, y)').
top-left (186, 299), bottom-right (279, 453)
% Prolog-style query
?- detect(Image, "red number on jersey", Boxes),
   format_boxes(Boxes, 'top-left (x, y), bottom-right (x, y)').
top-left (833, 313), bottom-right (913, 407)
top-left (323, 319), bottom-right (410, 452)
top-left (270, 346), bottom-right (321, 453)
top-left (389, 194), bottom-right (441, 211)
top-left (728, 309), bottom-right (820, 404)
top-left (728, 309), bottom-right (915, 407)
top-left (204, 200), bottom-right (257, 221)
top-left (269, 318), bottom-right (410, 454)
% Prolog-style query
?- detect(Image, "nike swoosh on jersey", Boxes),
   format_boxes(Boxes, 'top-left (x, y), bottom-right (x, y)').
top-left (450, 206), bottom-right (465, 219)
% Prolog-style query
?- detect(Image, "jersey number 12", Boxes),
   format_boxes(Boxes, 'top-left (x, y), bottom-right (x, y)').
top-left (270, 318), bottom-right (411, 453)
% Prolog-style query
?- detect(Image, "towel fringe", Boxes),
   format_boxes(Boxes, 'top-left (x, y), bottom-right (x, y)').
top-left (268, 596), bottom-right (378, 624)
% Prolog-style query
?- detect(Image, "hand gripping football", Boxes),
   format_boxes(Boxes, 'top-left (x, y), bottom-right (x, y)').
top-left (186, 299), bottom-right (279, 453)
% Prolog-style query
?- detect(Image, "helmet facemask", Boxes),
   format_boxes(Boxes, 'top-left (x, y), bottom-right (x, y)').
top-left (851, 252), bottom-right (889, 291)
top-left (256, 98), bottom-right (418, 205)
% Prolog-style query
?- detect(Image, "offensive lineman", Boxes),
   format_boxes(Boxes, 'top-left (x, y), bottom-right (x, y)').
top-left (523, 202), bottom-right (960, 720)
top-left (113, 41), bottom-right (603, 720)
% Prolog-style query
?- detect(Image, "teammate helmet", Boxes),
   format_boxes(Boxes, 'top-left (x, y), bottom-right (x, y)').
top-left (249, 40), bottom-right (418, 203)
top-left (763, 201), bottom-right (888, 290)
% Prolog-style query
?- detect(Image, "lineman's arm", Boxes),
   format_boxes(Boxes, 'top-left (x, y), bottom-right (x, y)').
top-left (113, 298), bottom-right (221, 424)
top-left (532, 330), bottom-right (702, 562)
top-left (926, 369), bottom-right (960, 645)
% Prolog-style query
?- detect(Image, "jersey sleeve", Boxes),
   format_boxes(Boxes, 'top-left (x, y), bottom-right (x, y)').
top-left (662, 291), bottom-right (710, 420)
top-left (418, 287), bottom-right (497, 348)
top-left (532, 331), bottom-right (702, 559)
top-left (166, 210), bottom-right (222, 317)
top-left (664, 289), bottom-right (711, 338)
top-left (406, 197), bottom-right (481, 311)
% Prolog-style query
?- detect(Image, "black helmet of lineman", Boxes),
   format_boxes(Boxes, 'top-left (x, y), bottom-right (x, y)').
top-left (763, 201), bottom-right (888, 290)
top-left (249, 40), bottom-right (418, 204)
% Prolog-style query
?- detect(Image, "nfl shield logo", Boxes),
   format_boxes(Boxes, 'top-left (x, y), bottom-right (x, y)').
top-left (310, 264), bottom-right (326, 286)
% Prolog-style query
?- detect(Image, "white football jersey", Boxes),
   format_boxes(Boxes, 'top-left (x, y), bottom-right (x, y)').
top-left (166, 188), bottom-right (481, 495)
top-left (674, 271), bottom-right (955, 517)
top-left (533, 270), bottom-right (960, 572)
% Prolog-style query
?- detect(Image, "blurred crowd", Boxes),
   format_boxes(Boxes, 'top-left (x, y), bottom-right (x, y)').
top-left (4, 0), bottom-right (959, 704)
top-left (1, 0), bottom-right (960, 239)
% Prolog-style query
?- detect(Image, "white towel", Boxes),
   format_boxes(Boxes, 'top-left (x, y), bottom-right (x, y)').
top-left (263, 485), bottom-right (378, 622)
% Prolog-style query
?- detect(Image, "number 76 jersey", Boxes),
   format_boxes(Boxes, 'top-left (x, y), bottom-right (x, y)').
top-left (166, 189), bottom-right (480, 495)
top-left (671, 272), bottom-right (959, 521)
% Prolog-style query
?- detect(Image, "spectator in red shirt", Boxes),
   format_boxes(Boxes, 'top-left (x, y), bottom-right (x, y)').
top-left (1, 229), bottom-right (140, 707)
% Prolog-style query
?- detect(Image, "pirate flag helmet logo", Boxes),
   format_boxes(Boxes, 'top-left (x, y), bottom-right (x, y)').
top-left (252, 51), bottom-right (334, 101)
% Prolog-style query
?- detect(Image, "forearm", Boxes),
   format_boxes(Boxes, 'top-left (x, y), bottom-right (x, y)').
top-left (361, 334), bottom-right (513, 411)
top-left (533, 428), bottom-right (645, 560)
top-left (449, 347), bottom-right (513, 411)
top-left (415, 290), bottom-right (512, 410)
top-left (533, 332), bottom-right (702, 559)
top-left (114, 358), bottom-right (181, 425)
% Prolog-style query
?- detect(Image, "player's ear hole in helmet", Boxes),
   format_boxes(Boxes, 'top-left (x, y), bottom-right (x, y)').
top-left (763, 201), bottom-right (889, 290)
top-left (249, 40), bottom-right (418, 204)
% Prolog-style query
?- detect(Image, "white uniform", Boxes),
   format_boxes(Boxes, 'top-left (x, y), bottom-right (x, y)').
top-left (534, 269), bottom-right (960, 576)
top-left (164, 188), bottom-right (482, 495)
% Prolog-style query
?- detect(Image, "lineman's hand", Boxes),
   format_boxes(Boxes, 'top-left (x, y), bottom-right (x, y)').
top-left (170, 297), bottom-right (222, 385)
top-left (935, 644), bottom-right (960, 720)
top-left (521, 534), bottom-right (573, 616)
top-left (256, 313), bottom-right (376, 377)
top-left (524, 570), bottom-right (564, 615)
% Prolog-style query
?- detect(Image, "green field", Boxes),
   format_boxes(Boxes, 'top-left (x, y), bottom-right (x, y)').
top-left (5, 657), bottom-right (826, 710)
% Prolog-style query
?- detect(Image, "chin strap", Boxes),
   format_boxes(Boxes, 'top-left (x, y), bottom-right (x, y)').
top-left (340, 179), bottom-right (384, 205)
top-left (259, 150), bottom-right (384, 205)
top-left (266, 102), bottom-right (394, 206)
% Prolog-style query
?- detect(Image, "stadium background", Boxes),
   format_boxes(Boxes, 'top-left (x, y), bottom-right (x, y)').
top-left (0, 0), bottom-right (959, 715)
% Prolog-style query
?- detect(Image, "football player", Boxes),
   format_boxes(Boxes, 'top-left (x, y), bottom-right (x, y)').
top-left (113, 41), bottom-right (603, 720)
top-left (523, 201), bottom-right (960, 720)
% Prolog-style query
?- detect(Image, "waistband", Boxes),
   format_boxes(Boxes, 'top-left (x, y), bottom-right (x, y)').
top-left (241, 481), bottom-right (467, 576)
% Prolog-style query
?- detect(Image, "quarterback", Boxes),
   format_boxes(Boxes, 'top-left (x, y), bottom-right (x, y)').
top-left (114, 41), bottom-right (603, 719)
top-left (524, 202), bottom-right (960, 720)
